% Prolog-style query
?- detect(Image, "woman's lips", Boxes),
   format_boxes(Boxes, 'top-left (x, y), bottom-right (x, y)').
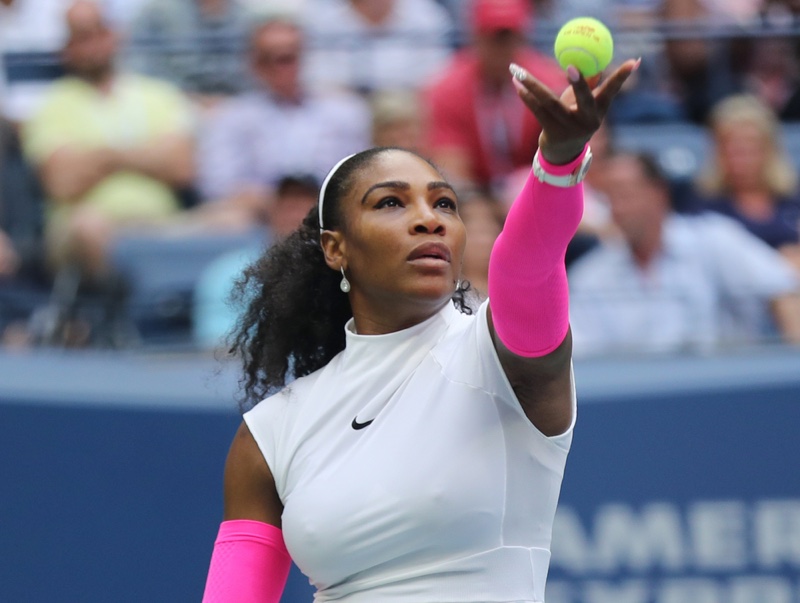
top-left (407, 242), bottom-right (452, 263)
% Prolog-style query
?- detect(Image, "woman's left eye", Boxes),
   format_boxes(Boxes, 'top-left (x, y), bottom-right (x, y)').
top-left (436, 197), bottom-right (457, 210)
top-left (376, 196), bottom-right (402, 208)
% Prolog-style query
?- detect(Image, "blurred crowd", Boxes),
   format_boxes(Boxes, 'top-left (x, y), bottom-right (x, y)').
top-left (1, 0), bottom-right (800, 357)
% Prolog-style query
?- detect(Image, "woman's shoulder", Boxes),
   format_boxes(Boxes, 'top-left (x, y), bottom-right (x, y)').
top-left (244, 364), bottom-right (330, 423)
top-left (433, 300), bottom-right (494, 377)
top-left (440, 297), bottom-right (480, 335)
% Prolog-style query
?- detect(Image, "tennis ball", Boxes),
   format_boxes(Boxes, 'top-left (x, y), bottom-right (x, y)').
top-left (554, 17), bottom-right (614, 78)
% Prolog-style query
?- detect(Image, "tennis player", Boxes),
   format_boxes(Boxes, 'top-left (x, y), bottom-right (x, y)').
top-left (203, 57), bottom-right (638, 602)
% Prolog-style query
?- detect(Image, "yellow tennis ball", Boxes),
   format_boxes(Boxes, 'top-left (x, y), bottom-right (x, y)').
top-left (554, 17), bottom-right (614, 77)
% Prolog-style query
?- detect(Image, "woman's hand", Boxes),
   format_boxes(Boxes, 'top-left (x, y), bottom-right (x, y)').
top-left (510, 59), bottom-right (639, 165)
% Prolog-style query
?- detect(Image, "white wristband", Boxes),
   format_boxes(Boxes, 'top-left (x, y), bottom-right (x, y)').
top-left (532, 146), bottom-right (593, 187)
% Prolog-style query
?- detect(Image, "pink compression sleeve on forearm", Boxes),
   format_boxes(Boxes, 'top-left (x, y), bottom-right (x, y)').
top-left (487, 147), bottom-right (586, 357)
top-left (202, 519), bottom-right (292, 603)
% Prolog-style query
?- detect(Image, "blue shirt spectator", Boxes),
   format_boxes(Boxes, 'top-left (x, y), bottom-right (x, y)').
top-left (197, 14), bottom-right (370, 225)
top-left (568, 152), bottom-right (800, 356)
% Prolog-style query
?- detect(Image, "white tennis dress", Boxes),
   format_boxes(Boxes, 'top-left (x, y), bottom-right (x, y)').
top-left (244, 300), bottom-right (576, 603)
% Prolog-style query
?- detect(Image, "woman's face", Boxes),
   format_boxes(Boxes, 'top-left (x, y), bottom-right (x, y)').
top-left (332, 151), bottom-right (467, 326)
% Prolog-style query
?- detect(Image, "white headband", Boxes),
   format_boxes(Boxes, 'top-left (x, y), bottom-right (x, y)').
top-left (318, 153), bottom-right (357, 233)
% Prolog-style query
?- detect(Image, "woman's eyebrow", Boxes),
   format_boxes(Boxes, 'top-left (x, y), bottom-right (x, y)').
top-left (360, 180), bottom-right (456, 205)
top-left (361, 181), bottom-right (410, 204)
top-left (428, 181), bottom-right (455, 193)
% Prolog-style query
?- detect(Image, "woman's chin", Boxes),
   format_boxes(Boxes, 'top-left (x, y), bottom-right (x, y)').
top-left (408, 279), bottom-right (459, 305)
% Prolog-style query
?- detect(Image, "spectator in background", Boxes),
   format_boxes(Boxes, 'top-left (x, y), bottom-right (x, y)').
top-left (198, 14), bottom-right (370, 229)
top-left (568, 152), bottom-right (800, 357)
top-left (0, 119), bottom-right (22, 283)
top-left (102, 0), bottom-right (149, 29)
top-left (125, 0), bottom-right (254, 110)
top-left (193, 173), bottom-right (318, 349)
top-left (240, 0), bottom-right (307, 16)
top-left (22, 0), bottom-right (195, 281)
top-left (736, 36), bottom-right (800, 121)
top-left (0, 53), bottom-right (24, 347)
top-left (303, 0), bottom-right (453, 94)
top-left (459, 191), bottom-right (504, 299)
top-left (422, 0), bottom-right (564, 195)
top-left (2, 107), bottom-right (58, 349)
top-left (694, 94), bottom-right (800, 271)
top-left (0, 0), bottom-right (73, 122)
top-left (575, 121), bottom-right (615, 237)
top-left (369, 89), bottom-right (426, 154)
top-left (0, 114), bottom-right (45, 282)
top-left (660, 0), bottom-right (761, 124)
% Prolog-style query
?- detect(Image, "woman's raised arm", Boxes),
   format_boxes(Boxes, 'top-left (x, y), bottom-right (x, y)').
top-left (487, 60), bottom-right (638, 436)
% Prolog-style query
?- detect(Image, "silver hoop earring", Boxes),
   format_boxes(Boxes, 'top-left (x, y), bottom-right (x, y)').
top-left (340, 267), bottom-right (351, 293)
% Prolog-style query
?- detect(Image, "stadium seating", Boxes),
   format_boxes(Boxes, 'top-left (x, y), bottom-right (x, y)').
top-left (110, 230), bottom-right (268, 345)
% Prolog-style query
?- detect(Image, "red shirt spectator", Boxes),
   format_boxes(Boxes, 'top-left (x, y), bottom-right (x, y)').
top-left (423, 0), bottom-right (565, 192)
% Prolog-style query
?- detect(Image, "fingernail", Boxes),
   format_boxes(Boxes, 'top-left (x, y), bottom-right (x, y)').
top-left (509, 63), bottom-right (528, 81)
top-left (633, 57), bottom-right (642, 71)
top-left (567, 65), bottom-right (580, 83)
top-left (512, 78), bottom-right (526, 94)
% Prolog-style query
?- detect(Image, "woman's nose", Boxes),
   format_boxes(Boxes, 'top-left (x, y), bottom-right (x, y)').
top-left (411, 201), bottom-right (445, 234)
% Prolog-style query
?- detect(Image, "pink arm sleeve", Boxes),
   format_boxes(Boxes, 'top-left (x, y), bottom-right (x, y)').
top-left (202, 519), bottom-right (292, 603)
top-left (487, 147), bottom-right (586, 357)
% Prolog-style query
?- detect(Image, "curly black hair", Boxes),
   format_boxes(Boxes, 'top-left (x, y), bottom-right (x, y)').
top-left (229, 147), bottom-right (473, 410)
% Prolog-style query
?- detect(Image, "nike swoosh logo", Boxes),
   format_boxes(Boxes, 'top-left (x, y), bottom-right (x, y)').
top-left (351, 417), bottom-right (374, 430)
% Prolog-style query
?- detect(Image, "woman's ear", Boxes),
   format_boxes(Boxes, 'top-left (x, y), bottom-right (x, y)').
top-left (320, 230), bottom-right (346, 271)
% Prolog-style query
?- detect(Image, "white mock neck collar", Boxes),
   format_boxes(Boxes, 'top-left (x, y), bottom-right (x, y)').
top-left (327, 302), bottom-right (459, 426)
top-left (340, 302), bottom-right (458, 369)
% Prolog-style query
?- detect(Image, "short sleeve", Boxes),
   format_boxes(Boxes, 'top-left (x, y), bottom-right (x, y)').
top-left (243, 395), bottom-right (289, 500)
top-left (433, 300), bottom-right (577, 450)
top-left (243, 374), bottom-right (320, 503)
top-left (473, 300), bottom-right (576, 450)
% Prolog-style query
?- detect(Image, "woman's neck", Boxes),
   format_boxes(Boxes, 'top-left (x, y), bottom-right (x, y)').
top-left (350, 295), bottom-right (449, 335)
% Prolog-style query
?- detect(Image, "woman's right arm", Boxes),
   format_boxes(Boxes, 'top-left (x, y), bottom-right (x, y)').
top-left (223, 422), bottom-right (284, 524)
top-left (202, 422), bottom-right (290, 603)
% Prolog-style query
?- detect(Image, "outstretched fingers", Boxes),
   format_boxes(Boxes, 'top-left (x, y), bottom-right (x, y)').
top-left (567, 66), bottom-right (597, 116)
top-left (510, 63), bottom-right (570, 122)
top-left (511, 62), bottom-right (603, 130)
top-left (594, 58), bottom-right (641, 114)
top-left (509, 59), bottom-right (641, 162)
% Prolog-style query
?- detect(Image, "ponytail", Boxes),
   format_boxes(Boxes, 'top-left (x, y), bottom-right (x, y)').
top-left (229, 206), bottom-right (351, 409)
